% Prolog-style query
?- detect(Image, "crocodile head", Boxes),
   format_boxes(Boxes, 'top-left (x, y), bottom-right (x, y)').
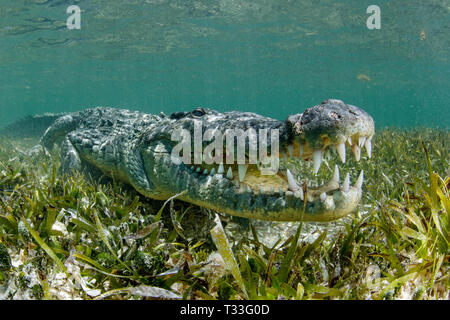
top-left (140, 99), bottom-right (374, 222)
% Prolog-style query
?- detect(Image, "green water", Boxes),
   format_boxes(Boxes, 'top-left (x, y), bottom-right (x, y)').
top-left (0, 0), bottom-right (449, 128)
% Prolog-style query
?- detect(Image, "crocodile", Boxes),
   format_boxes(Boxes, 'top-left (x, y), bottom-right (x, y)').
top-left (2, 99), bottom-right (374, 222)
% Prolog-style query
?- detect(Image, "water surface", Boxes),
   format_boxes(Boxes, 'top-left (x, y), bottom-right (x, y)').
top-left (0, 0), bottom-right (449, 127)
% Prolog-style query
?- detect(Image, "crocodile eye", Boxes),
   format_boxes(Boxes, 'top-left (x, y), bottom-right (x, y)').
top-left (191, 108), bottom-right (206, 117)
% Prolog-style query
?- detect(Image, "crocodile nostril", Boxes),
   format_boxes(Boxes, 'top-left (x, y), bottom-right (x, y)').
top-left (329, 112), bottom-right (341, 121)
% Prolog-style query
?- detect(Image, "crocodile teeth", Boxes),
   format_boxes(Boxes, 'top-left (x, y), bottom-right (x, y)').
top-left (342, 173), bottom-right (350, 192)
top-left (286, 169), bottom-right (300, 191)
top-left (336, 143), bottom-right (346, 163)
top-left (287, 145), bottom-right (293, 157)
top-left (352, 144), bottom-right (361, 162)
top-left (279, 187), bottom-right (284, 196)
top-left (203, 169), bottom-right (209, 175)
top-left (260, 186), bottom-right (265, 193)
top-left (355, 170), bottom-right (364, 189)
top-left (347, 137), bottom-right (352, 145)
top-left (358, 136), bottom-right (367, 147)
top-left (299, 144), bottom-right (304, 156)
top-left (226, 167), bottom-right (233, 179)
top-left (313, 150), bottom-right (323, 173)
top-left (294, 188), bottom-right (304, 200)
top-left (238, 164), bottom-right (248, 182)
top-left (195, 167), bottom-right (201, 173)
top-left (218, 163), bottom-right (224, 174)
top-left (247, 185), bottom-right (252, 193)
top-left (320, 192), bottom-right (327, 201)
top-left (365, 138), bottom-right (372, 158)
top-left (210, 168), bottom-right (216, 176)
top-left (332, 165), bottom-right (340, 183)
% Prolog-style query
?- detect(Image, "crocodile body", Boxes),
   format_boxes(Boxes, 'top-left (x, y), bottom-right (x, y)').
top-left (5, 99), bottom-right (374, 222)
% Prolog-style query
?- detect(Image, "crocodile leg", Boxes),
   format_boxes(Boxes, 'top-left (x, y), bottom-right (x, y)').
top-left (40, 114), bottom-right (80, 151)
top-left (61, 136), bottom-right (82, 174)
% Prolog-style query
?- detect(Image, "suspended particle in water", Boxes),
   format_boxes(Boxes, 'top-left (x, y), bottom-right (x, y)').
top-left (357, 73), bottom-right (371, 82)
top-left (420, 28), bottom-right (426, 41)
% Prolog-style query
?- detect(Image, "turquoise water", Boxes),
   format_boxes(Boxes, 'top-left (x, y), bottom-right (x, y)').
top-left (0, 0), bottom-right (449, 128)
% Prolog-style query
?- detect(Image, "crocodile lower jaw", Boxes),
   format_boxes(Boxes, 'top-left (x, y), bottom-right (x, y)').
top-left (146, 137), bottom-right (368, 222)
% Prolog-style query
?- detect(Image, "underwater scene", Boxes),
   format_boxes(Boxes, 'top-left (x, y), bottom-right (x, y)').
top-left (0, 0), bottom-right (448, 301)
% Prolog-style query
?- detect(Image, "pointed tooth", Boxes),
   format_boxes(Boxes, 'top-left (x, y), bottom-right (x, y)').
top-left (279, 187), bottom-right (284, 196)
top-left (287, 145), bottom-right (293, 157)
top-left (352, 144), bottom-right (361, 162)
top-left (342, 173), bottom-right (350, 192)
top-left (332, 165), bottom-right (340, 183)
top-left (238, 164), bottom-right (248, 182)
top-left (320, 192), bottom-right (327, 201)
top-left (347, 137), bottom-right (352, 145)
top-left (313, 150), bottom-right (323, 173)
top-left (286, 169), bottom-right (300, 191)
top-left (358, 136), bottom-right (367, 147)
top-left (355, 170), bottom-right (364, 189)
top-left (195, 167), bottom-right (201, 173)
top-left (299, 144), bottom-right (304, 156)
top-left (336, 143), bottom-right (346, 163)
top-left (260, 186), bottom-right (265, 193)
top-left (226, 167), bottom-right (233, 179)
top-left (365, 139), bottom-right (372, 159)
top-left (210, 168), bottom-right (216, 176)
top-left (203, 169), bottom-right (209, 175)
top-left (247, 185), bottom-right (252, 193)
top-left (218, 163), bottom-right (224, 174)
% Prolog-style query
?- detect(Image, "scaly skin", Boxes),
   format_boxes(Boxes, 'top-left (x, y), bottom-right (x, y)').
top-left (13, 99), bottom-right (375, 222)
